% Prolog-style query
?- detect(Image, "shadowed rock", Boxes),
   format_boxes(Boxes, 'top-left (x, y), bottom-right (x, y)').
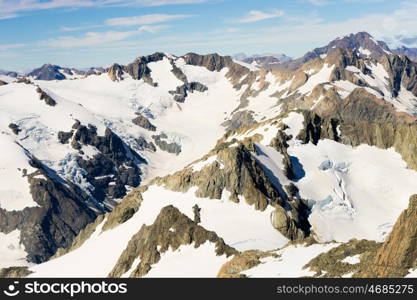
top-left (8, 123), bottom-right (21, 135)
top-left (169, 82), bottom-right (208, 103)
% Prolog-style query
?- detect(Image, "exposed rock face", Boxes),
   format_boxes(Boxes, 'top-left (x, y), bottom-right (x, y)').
top-left (360, 195), bottom-right (417, 277)
top-left (70, 124), bottom-right (144, 202)
top-left (182, 52), bottom-right (250, 88)
top-left (53, 214), bottom-right (106, 259)
top-left (299, 87), bottom-right (417, 170)
top-left (0, 153), bottom-right (98, 264)
top-left (0, 80), bottom-right (7, 86)
top-left (379, 54), bottom-right (417, 97)
top-left (108, 205), bottom-right (237, 277)
top-left (304, 239), bottom-right (380, 278)
top-left (57, 130), bottom-right (73, 144)
top-left (152, 133), bottom-right (181, 155)
top-left (243, 55), bottom-right (281, 69)
top-left (0, 267), bottom-right (32, 278)
top-left (16, 77), bottom-right (32, 84)
top-left (394, 46), bottom-right (417, 62)
top-left (217, 250), bottom-right (279, 278)
top-left (102, 189), bottom-right (144, 232)
top-left (183, 53), bottom-right (233, 72)
top-left (36, 87), bottom-right (57, 106)
top-left (279, 32), bottom-right (391, 70)
top-left (125, 52), bottom-right (165, 82)
top-left (8, 123), bottom-right (21, 135)
top-left (132, 113), bottom-right (156, 131)
top-left (107, 53), bottom-right (165, 84)
top-left (169, 82), bottom-right (208, 102)
top-left (296, 111), bottom-right (340, 145)
top-left (221, 110), bottom-right (256, 131)
top-left (0, 69), bottom-right (18, 77)
top-left (28, 64), bottom-right (66, 80)
top-left (152, 139), bottom-right (310, 240)
top-left (107, 64), bottom-right (124, 81)
top-left (135, 136), bottom-right (156, 152)
top-left (270, 205), bottom-right (306, 240)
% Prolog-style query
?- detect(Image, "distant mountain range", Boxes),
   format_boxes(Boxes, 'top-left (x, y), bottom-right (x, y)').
top-left (27, 64), bottom-right (105, 80)
top-left (234, 32), bottom-right (417, 70)
top-left (3, 32), bottom-right (417, 81)
top-left (2, 32), bottom-right (417, 278)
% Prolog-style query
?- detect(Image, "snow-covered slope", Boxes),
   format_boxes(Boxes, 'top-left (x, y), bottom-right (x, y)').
top-left (2, 32), bottom-right (417, 277)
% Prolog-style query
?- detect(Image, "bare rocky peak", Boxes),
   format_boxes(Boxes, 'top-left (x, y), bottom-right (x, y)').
top-left (394, 46), bottom-right (417, 62)
top-left (279, 32), bottom-right (392, 70)
top-left (27, 64), bottom-right (104, 80)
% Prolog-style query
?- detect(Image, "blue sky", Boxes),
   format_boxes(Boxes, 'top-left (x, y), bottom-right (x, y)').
top-left (1, 0), bottom-right (416, 71)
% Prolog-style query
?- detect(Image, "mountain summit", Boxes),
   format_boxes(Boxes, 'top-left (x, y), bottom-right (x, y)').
top-left (1, 32), bottom-right (417, 278)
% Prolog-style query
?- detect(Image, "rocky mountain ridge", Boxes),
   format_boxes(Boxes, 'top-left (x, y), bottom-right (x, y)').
top-left (1, 31), bottom-right (417, 278)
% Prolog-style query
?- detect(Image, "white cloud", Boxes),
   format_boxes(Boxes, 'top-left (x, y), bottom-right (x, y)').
top-left (236, 10), bottom-right (284, 24)
top-left (138, 24), bottom-right (170, 33)
top-left (43, 30), bottom-right (138, 48)
top-left (304, 0), bottom-right (329, 5)
top-left (43, 23), bottom-right (171, 48)
top-left (106, 14), bottom-right (190, 26)
top-left (60, 24), bottom-right (103, 32)
top-left (0, 0), bottom-right (209, 19)
top-left (0, 43), bottom-right (25, 51)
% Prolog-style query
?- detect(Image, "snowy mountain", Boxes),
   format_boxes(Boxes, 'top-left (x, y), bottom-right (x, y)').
top-left (27, 64), bottom-right (104, 80)
top-left (0, 69), bottom-right (19, 77)
top-left (279, 32), bottom-right (392, 70)
top-left (1, 32), bottom-right (417, 278)
top-left (394, 46), bottom-right (417, 62)
top-left (233, 53), bottom-right (293, 70)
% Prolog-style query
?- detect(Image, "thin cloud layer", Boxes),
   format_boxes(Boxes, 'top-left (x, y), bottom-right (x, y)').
top-left (106, 14), bottom-right (191, 26)
top-left (236, 10), bottom-right (284, 23)
top-left (0, 0), bottom-right (209, 19)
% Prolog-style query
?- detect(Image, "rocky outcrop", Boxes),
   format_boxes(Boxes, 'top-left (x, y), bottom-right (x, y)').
top-left (379, 54), bottom-right (417, 97)
top-left (221, 110), bottom-right (256, 131)
top-left (57, 130), bottom-right (73, 144)
top-left (28, 64), bottom-right (66, 80)
top-left (296, 111), bottom-right (340, 145)
top-left (8, 123), bottom-right (21, 135)
top-left (132, 113), bottom-right (156, 131)
top-left (394, 46), bottom-right (417, 62)
top-left (70, 123), bottom-right (144, 202)
top-left (217, 250), bottom-right (278, 278)
top-left (278, 32), bottom-right (391, 70)
top-left (16, 77), bottom-right (32, 84)
top-left (0, 267), bottom-right (32, 278)
top-left (183, 53), bottom-right (233, 72)
top-left (135, 136), bottom-right (156, 152)
top-left (107, 64), bottom-right (124, 81)
top-left (298, 90), bottom-right (417, 170)
top-left (304, 239), bottom-right (380, 278)
top-left (108, 53), bottom-right (165, 85)
top-left (125, 52), bottom-right (164, 83)
top-left (0, 80), bottom-right (7, 86)
top-left (108, 205), bottom-right (237, 277)
top-left (53, 214), bottom-right (106, 259)
top-left (152, 133), bottom-right (181, 155)
top-left (0, 152), bottom-right (98, 264)
top-left (152, 139), bottom-right (310, 240)
top-left (102, 189), bottom-right (144, 232)
top-left (36, 87), bottom-right (57, 106)
top-left (182, 53), bottom-right (250, 88)
top-left (360, 195), bottom-right (417, 277)
top-left (169, 82), bottom-right (208, 102)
